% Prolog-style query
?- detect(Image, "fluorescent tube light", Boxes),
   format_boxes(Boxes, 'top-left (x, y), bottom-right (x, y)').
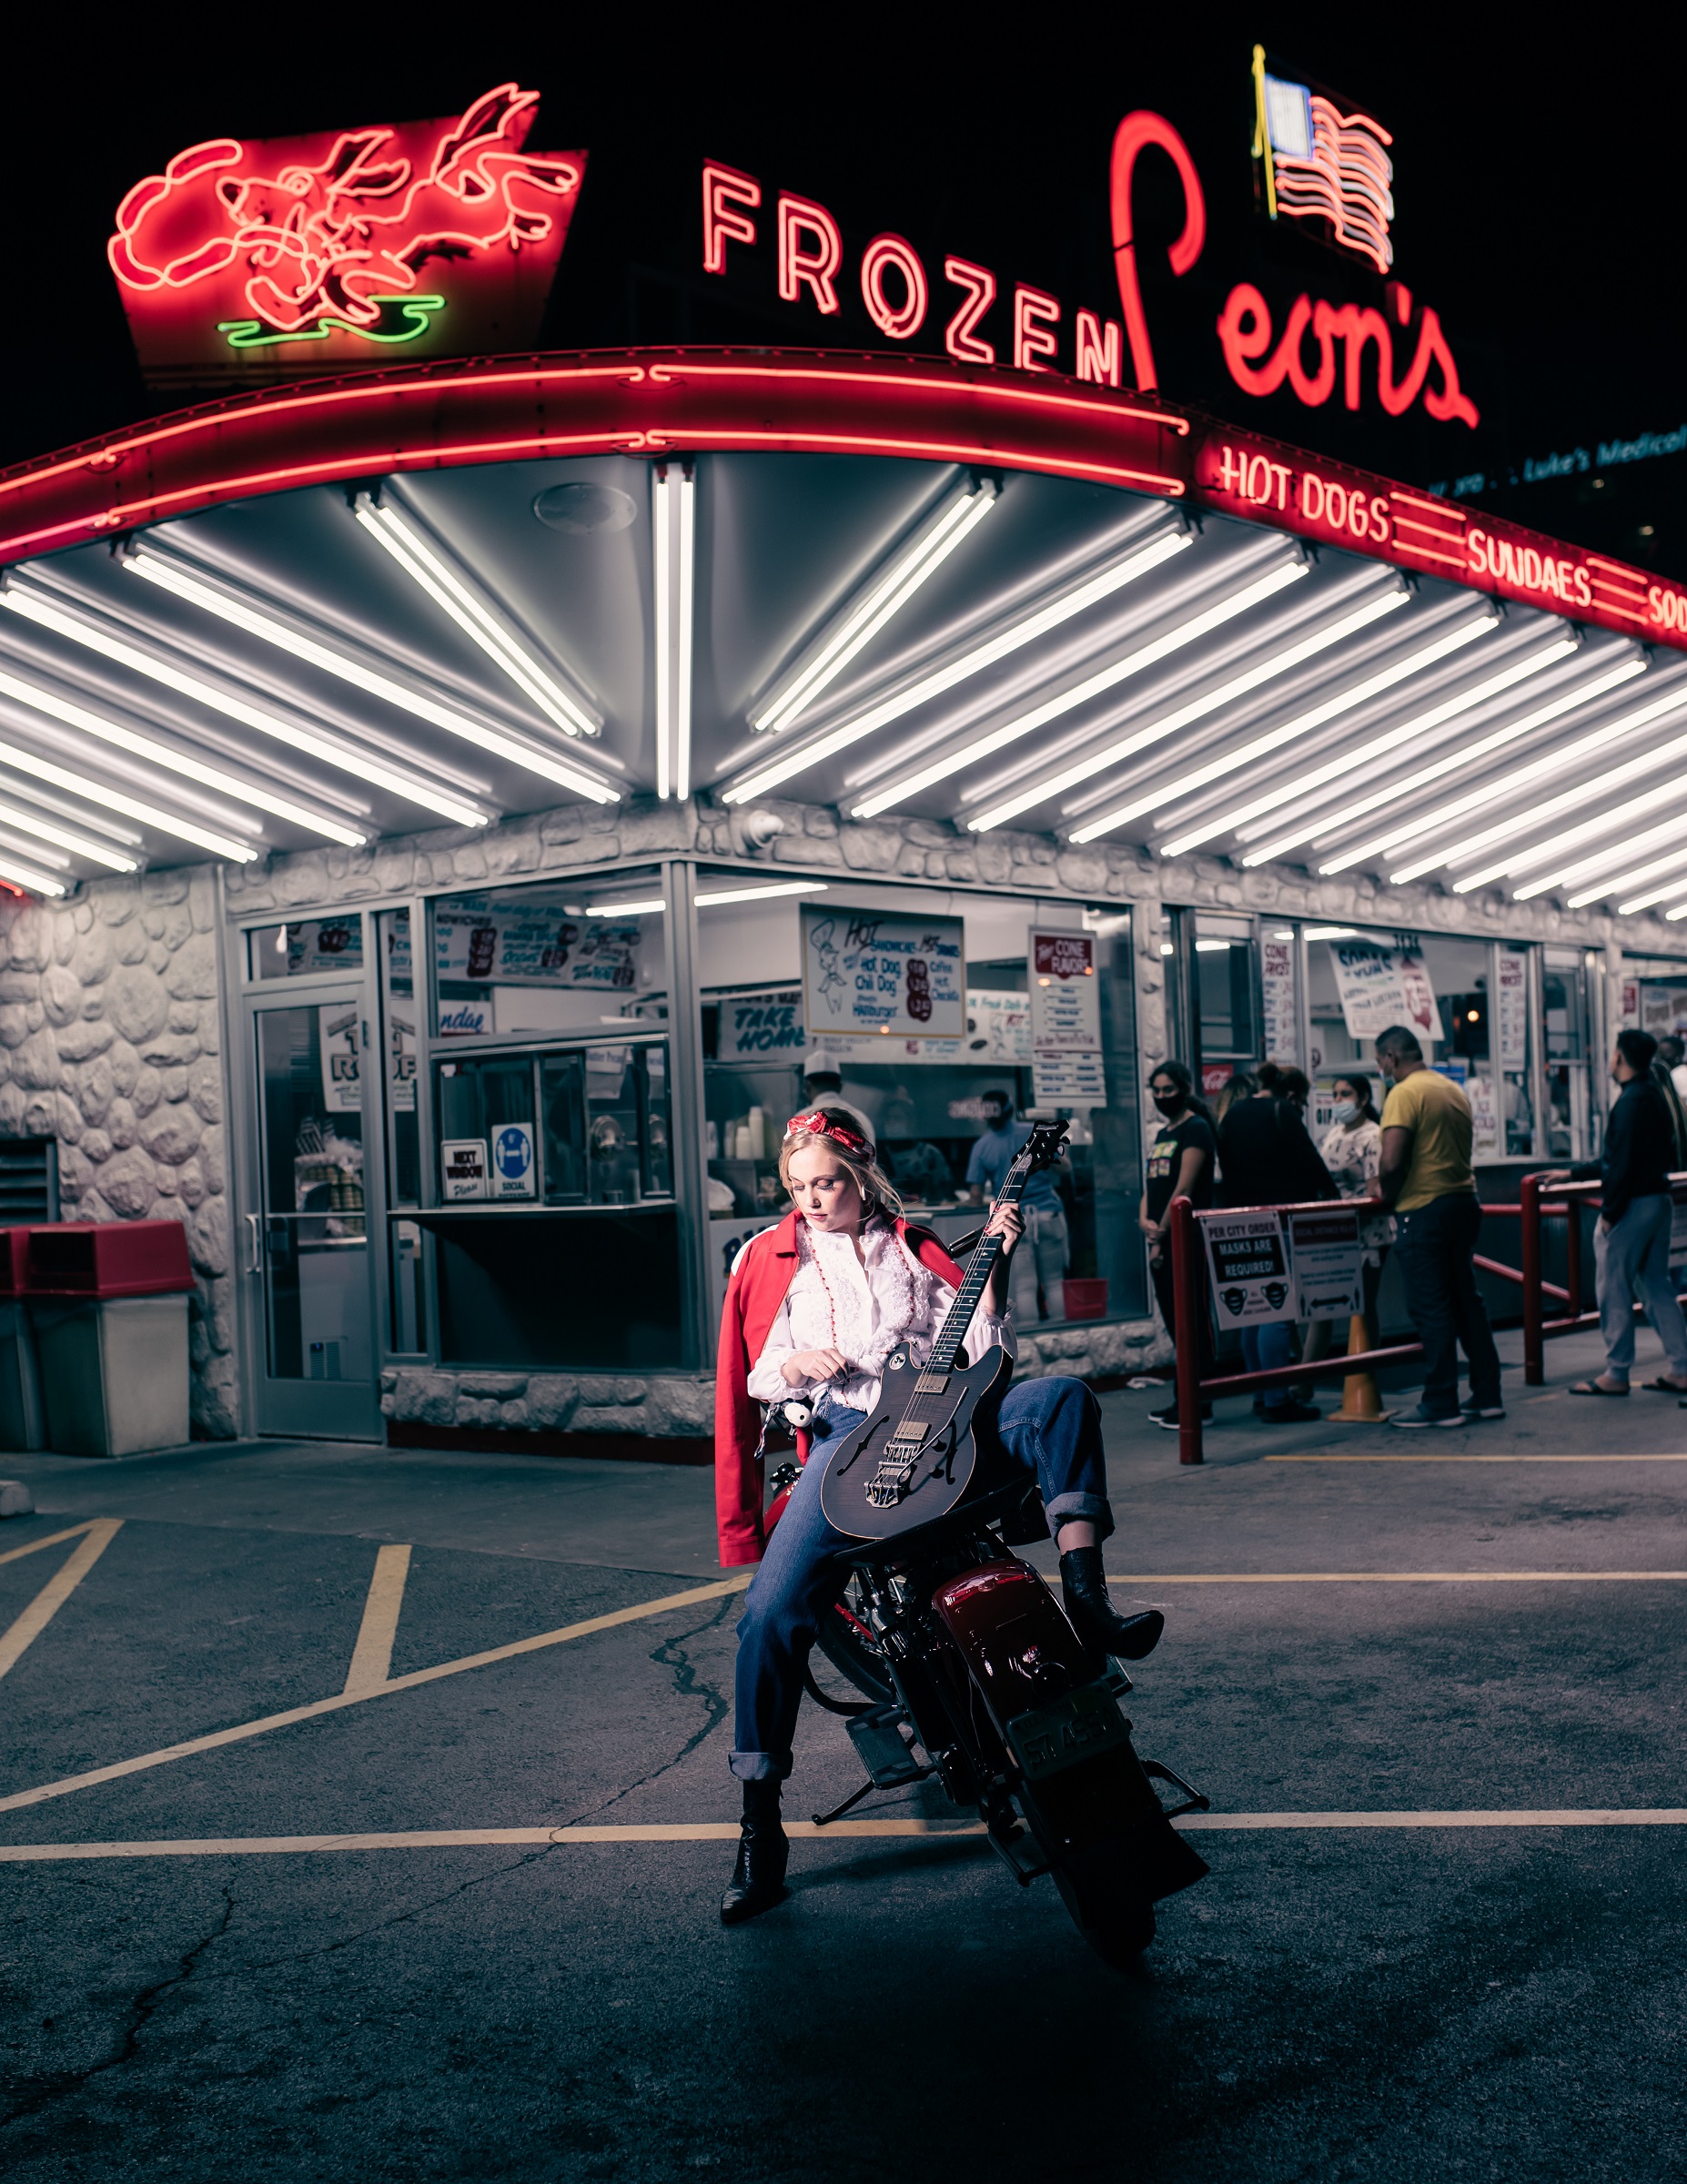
top-left (0, 729), bottom-right (253, 860)
top-left (1665, 900), bottom-right (1687, 922)
top-left (1005, 586), bottom-right (1408, 839)
top-left (863, 556), bottom-right (1314, 824)
top-left (1, 583), bottom-right (490, 829)
top-left (1307, 658), bottom-right (1648, 874)
top-left (1436, 726), bottom-right (1687, 892)
top-left (693, 880), bottom-right (828, 905)
top-left (125, 549), bottom-right (619, 805)
top-left (0, 794), bottom-right (136, 872)
top-left (0, 853), bottom-right (66, 896)
top-left (1378, 681), bottom-right (1687, 882)
top-left (1228, 635), bottom-right (1576, 866)
top-left (1504, 799), bottom-right (1687, 899)
top-left (355, 494), bottom-right (600, 738)
top-left (1150, 617), bottom-right (1513, 857)
top-left (652, 466), bottom-right (696, 802)
top-left (1192, 939), bottom-right (1232, 952)
top-left (722, 528), bottom-right (1192, 804)
top-left (585, 898), bottom-right (665, 918)
top-left (0, 659), bottom-right (363, 846)
top-left (1604, 857), bottom-right (1687, 914)
top-left (753, 481), bottom-right (997, 734)
top-left (0, 828), bottom-right (68, 869)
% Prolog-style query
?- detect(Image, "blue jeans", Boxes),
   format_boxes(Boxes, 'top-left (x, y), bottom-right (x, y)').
top-left (1239, 1321), bottom-right (1296, 1413)
top-left (1595, 1195), bottom-right (1687, 1380)
top-left (730, 1374), bottom-right (1113, 1782)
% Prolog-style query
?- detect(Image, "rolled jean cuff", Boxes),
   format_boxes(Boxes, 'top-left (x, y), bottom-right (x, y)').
top-left (729, 1751), bottom-right (791, 1783)
top-left (1045, 1490), bottom-right (1113, 1540)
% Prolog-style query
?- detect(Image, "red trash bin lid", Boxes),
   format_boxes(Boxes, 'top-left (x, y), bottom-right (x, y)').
top-left (24, 1218), bottom-right (196, 1297)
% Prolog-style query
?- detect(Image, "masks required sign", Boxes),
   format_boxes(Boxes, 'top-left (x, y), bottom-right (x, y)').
top-left (1203, 1207), bottom-right (1365, 1326)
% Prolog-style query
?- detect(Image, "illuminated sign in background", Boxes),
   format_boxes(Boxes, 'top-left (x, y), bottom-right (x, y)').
top-left (108, 85), bottom-right (584, 388)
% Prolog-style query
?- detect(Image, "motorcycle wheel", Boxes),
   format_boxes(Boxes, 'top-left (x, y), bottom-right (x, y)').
top-left (810, 1582), bottom-right (896, 1709)
top-left (1046, 1839), bottom-right (1157, 1967)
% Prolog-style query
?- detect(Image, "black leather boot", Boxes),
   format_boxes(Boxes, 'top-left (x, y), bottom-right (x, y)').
top-left (720, 1778), bottom-right (789, 1926)
top-left (1060, 1547), bottom-right (1164, 1662)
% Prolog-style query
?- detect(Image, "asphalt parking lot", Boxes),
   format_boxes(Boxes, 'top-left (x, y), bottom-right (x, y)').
top-left (3, 1325), bottom-right (1686, 2183)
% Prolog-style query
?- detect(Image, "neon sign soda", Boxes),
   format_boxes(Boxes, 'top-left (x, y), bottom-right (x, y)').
top-left (109, 86), bottom-right (583, 385)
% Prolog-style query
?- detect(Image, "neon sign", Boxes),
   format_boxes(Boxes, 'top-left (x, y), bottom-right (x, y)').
top-left (1196, 427), bottom-right (1687, 638)
top-left (1252, 47), bottom-right (1394, 274)
top-left (109, 86), bottom-right (583, 385)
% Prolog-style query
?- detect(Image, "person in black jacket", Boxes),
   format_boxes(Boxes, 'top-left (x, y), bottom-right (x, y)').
top-left (1217, 1063), bottom-right (1337, 1423)
top-left (1544, 1027), bottom-right (1687, 1397)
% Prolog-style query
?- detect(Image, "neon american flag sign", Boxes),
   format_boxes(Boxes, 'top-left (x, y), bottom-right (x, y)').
top-left (1251, 46), bottom-right (1394, 276)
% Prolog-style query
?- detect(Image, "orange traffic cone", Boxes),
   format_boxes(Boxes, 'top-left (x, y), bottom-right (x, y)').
top-left (1332, 1312), bottom-right (1388, 1422)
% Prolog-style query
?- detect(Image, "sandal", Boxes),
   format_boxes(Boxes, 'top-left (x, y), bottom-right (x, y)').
top-left (1642, 1379), bottom-right (1687, 1393)
top-left (1570, 1380), bottom-right (1630, 1397)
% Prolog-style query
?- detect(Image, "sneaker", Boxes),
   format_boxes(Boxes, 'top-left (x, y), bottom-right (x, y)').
top-left (1389, 1403), bottom-right (1464, 1431)
top-left (1149, 1402), bottom-right (1213, 1430)
top-left (1261, 1400), bottom-right (1322, 1423)
top-left (1460, 1401), bottom-right (1507, 1421)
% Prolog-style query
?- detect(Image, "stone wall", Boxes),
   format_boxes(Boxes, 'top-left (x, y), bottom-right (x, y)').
top-left (0, 868), bottom-right (236, 1438)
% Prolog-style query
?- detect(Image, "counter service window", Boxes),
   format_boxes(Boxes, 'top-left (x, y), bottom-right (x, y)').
top-left (696, 871), bottom-right (1143, 1331)
top-left (1543, 947), bottom-right (1593, 1161)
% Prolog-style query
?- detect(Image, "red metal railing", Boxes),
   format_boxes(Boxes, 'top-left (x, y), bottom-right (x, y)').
top-left (1166, 1191), bottom-right (1533, 1467)
top-left (1519, 1171), bottom-right (1687, 1384)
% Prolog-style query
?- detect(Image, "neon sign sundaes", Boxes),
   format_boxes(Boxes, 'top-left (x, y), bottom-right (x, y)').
top-left (108, 86), bottom-right (584, 386)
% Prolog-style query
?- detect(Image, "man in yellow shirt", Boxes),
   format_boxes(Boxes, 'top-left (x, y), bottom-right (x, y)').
top-left (1375, 1025), bottom-right (1505, 1429)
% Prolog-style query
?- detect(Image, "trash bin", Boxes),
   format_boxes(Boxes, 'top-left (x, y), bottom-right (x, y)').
top-left (27, 1221), bottom-right (197, 1459)
top-left (0, 1228), bottom-right (45, 1452)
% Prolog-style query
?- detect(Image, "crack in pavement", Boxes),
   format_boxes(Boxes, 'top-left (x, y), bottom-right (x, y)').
top-left (569, 1592), bottom-right (737, 1825)
top-left (0, 1887), bottom-right (235, 2132)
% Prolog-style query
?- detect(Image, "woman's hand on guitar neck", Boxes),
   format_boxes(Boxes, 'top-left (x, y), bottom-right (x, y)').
top-left (981, 1202), bottom-right (1025, 1314)
top-left (782, 1348), bottom-right (848, 1388)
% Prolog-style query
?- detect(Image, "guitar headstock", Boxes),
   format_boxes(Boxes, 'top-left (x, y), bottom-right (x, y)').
top-left (1012, 1113), bottom-right (1069, 1178)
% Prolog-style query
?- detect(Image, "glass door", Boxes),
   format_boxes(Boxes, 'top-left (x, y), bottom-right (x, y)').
top-left (243, 983), bottom-right (381, 1439)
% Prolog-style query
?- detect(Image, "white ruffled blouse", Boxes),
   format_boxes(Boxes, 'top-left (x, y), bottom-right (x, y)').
top-left (745, 1217), bottom-right (1011, 1413)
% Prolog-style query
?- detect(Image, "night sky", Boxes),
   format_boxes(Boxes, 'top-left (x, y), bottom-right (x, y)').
top-left (5, 12), bottom-right (1684, 574)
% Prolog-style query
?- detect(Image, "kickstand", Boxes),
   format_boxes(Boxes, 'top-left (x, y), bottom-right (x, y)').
top-left (812, 1778), bottom-right (878, 1826)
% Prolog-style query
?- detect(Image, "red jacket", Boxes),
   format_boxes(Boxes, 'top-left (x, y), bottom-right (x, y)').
top-left (713, 1211), bottom-right (965, 1565)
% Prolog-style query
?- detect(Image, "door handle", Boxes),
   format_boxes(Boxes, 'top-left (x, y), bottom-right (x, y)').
top-left (244, 1212), bottom-right (263, 1275)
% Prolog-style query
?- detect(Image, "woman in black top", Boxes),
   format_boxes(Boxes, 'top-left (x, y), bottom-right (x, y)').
top-left (1139, 1060), bottom-right (1217, 1429)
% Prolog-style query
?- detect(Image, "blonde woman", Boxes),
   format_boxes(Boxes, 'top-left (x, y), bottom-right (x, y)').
top-left (712, 1106), bottom-right (1161, 1925)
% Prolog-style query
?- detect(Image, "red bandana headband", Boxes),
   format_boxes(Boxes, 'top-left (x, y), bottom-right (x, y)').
top-left (784, 1109), bottom-right (874, 1158)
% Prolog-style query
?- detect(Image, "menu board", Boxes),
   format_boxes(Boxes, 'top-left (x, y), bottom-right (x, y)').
top-left (1328, 939), bottom-right (1439, 1048)
top-left (1497, 951), bottom-right (1529, 1068)
top-left (1028, 928), bottom-right (1106, 1107)
top-left (287, 916), bottom-right (363, 976)
top-left (802, 905), bottom-right (964, 1047)
top-left (1261, 934), bottom-right (1298, 1062)
top-left (966, 989), bottom-right (1034, 1063)
top-left (435, 896), bottom-right (644, 990)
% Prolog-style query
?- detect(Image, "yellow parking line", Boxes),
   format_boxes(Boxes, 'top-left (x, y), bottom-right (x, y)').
top-left (0, 1521), bottom-right (123, 1682)
top-left (5, 1808), bottom-right (1687, 1861)
top-left (1268, 1453), bottom-right (1687, 1463)
top-left (342, 1544), bottom-right (411, 1696)
top-left (0, 1572), bottom-right (753, 1818)
top-left (0, 1522), bottom-right (100, 1567)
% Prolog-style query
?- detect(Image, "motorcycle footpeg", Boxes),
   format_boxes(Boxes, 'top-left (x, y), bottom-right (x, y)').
top-left (979, 1798), bottom-right (1048, 1886)
top-left (845, 1703), bottom-right (929, 1788)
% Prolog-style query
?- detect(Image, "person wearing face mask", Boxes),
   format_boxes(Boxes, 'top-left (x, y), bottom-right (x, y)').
top-left (1375, 1024), bottom-right (1504, 1428)
top-left (1541, 1027), bottom-right (1687, 1399)
top-left (1139, 1060), bottom-right (1217, 1428)
top-left (1302, 1073), bottom-right (1390, 1376)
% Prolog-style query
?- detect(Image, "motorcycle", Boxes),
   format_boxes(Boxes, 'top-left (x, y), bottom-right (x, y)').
top-left (758, 1133), bottom-right (1208, 1967)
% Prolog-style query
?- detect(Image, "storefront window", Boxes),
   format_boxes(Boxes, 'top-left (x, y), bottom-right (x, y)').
top-left (249, 915), bottom-right (363, 981)
top-left (696, 871), bottom-right (1143, 1329)
top-left (1543, 946), bottom-right (1593, 1161)
top-left (377, 907), bottom-right (424, 1351)
top-left (431, 872), bottom-right (667, 1038)
top-left (1307, 929), bottom-right (1533, 1162)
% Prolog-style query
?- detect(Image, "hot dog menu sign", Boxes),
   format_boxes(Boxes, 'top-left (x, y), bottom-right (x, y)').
top-left (802, 905), bottom-right (964, 1051)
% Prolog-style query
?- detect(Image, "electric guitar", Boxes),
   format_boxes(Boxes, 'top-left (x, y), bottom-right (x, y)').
top-left (819, 1117), bottom-right (1070, 1541)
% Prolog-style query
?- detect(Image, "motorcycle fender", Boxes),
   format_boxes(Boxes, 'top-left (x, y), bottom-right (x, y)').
top-left (932, 1559), bottom-right (1091, 1733)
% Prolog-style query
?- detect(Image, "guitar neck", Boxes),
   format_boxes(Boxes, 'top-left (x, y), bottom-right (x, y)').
top-left (932, 1164), bottom-right (1029, 1369)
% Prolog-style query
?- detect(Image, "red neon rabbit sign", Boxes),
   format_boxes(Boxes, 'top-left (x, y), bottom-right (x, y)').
top-left (108, 86), bottom-right (585, 385)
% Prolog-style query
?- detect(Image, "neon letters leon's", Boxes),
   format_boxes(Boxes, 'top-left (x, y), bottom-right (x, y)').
top-left (110, 86), bottom-right (583, 351)
top-left (703, 103), bottom-right (1478, 431)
